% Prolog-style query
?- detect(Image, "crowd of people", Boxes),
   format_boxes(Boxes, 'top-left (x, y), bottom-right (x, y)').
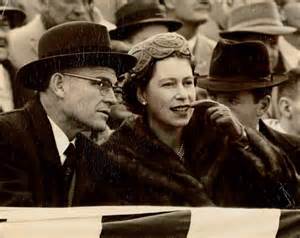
top-left (0, 0), bottom-right (300, 208)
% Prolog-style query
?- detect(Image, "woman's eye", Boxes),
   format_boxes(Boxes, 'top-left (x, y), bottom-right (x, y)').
top-left (162, 82), bottom-right (174, 87)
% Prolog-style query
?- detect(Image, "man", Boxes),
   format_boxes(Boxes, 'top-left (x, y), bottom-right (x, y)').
top-left (198, 39), bottom-right (300, 175)
top-left (7, 0), bottom-right (113, 108)
top-left (265, 68), bottom-right (300, 138)
top-left (0, 1), bottom-right (25, 112)
top-left (0, 21), bottom-right (136, 207)
top-left (161, 0), bottom-right (215, 76)
top-left (219, 1), bottom-right (300, 118)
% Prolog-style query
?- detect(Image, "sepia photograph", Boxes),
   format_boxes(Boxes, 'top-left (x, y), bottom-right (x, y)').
top-left (0, 0), bottom-right (300, 237)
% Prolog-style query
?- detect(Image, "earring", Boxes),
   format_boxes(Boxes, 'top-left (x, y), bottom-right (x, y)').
top-left (141, 101), bottom-right (147, 106)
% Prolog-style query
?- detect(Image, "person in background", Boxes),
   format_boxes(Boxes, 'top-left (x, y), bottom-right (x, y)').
top-left (219, 1), bottom-right (300, 119)
top-left (282, 1), bottom-right (300, 50)
top-left (7, 0), bottom-right (113, 108)
top-left (107, 0), bottom-right (182, 130)
top-left (265, 68), bottom-right (300, 138)
top-left (0, 0), bottom-right (25, 112)
top-left (86, 33), bottom-right (298, 208)
top-left (0, 21), bottom-right (136, 207)
top-left (198, 39), bottom-right (300, 179)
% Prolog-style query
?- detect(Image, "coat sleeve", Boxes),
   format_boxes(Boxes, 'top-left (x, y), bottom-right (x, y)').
top-left (232, 127), bottom-right (298, 208)
top-left (0, 120), bottom-right (34, 206)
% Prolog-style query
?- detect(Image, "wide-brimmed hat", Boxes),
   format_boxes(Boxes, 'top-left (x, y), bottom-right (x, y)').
top-left (220, 1), bottom-right (296, 38)
top-left (109, 0), bottom-right (182, 40)
top-left (0, 1), bottom-right (26, 28)
top-left (197, 39), bottom-right (288, 92)
top-left (17, 21), bottom-right (137, 90)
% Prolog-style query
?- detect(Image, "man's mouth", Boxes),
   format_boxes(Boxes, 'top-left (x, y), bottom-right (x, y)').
top-left (97, 110), bottom-right (110, 117)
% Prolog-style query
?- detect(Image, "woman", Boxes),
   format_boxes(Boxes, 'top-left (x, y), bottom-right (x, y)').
top-left (86, 33), bottom-right (298, 208)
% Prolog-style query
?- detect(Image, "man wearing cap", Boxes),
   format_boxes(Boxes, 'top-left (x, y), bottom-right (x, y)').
top-left (198, 39), bottom-right (300, 180)
top-left (0, 21), bottom-right (136, 207)
top-left (0, 0), bottom-right (25, 112)
top-left (219, 1), bottom-right (300, 118)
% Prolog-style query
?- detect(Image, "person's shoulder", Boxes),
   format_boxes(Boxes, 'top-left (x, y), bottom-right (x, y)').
top-left (0, 108), bottom-right (29, 136)
top-left (196, 32), bottom-right (217, 48)
top-left (261, 120), bottom-right (300, 149)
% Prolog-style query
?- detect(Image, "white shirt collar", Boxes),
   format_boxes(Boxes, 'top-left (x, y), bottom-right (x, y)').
top-left (47, 116), bottom-right (75, 165)
top-left (188, 35), bottom-right (197, 52)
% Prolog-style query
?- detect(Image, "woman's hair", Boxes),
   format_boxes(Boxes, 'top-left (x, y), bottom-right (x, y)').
top-left (123, 32), bottom-right (192, 115)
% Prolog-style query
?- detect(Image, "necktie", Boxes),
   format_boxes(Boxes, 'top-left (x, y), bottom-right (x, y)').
top-left (63, 143), bottom-right (77, 206)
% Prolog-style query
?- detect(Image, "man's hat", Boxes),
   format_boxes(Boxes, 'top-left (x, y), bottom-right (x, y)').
top-left (109, 0), bottom-right (182, 40)
top-left (17, 21), bottom-right (137, 90)
top-left (220, 1), bottom-right (296, 39)
top-left (197, 39), bottom-right (288, 92)
top-left (0, 0), bottom-right (26, 28)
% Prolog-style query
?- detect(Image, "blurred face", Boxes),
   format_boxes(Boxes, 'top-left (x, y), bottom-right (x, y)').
top-left (40, 0), bottom-right (93, 28)
top-left (287, 84), bottom-right (300, 135)
top-left (62, 66), bottom-right (117, 131)
top-left (0, 16), bottom-right (10, 62)
top-left (141, 57), bottom-right (196, 130)
top-left (284, 2), bottom-right (300, 29)
top-left (172, 0), bottom-right (210, 24)
top-left (208, 90), bottom-right (260, 129)
top-left (127, 24), bottom-right (169, 45)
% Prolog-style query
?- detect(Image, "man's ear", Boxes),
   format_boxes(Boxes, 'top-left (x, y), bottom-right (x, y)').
top-left (257, 95), bottom-right (271, 117)
top-left (163, 0), bottom-right (176, 10)
top-left (278, 97), bottom-right (293, 119)
top-left (137, 87), bottom-right (147, 105)
top-left (48, 73), bottom-right (66, 98)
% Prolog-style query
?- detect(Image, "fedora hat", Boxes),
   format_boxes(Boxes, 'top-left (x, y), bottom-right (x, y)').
top-left (197, 39), bottom-right (288, 92)
top-left (17, 21), bottom-right (137, 90)
top-left (220, 1), bottom-right (296, 38)
top-left (109, 0), bottom-right (182, 40)
top-left (0, 0), bottom-right (26, 28)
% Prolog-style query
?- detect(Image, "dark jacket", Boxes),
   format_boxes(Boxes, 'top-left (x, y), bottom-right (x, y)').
top-left (87, 114), bottom-right (298, 208)
top-left (259, 120), bottom-right (300, 173)
top-left (0, 98), bottom-right (97, 207)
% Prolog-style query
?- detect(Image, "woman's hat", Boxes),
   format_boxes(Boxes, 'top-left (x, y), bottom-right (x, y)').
top-left (109, 0), bottom-right (182, 40)
top-left (0, 0), bottom-right (26, 28)
top-left (220, 1), bottom-right (296, 38)
top-left (197, 39), bottom-right (288, 92)
top-left (17, 21), bottom-right (137, 90)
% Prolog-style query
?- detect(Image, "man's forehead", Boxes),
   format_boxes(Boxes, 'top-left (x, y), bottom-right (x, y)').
top-left (68, 66), bottom-right (117, 78)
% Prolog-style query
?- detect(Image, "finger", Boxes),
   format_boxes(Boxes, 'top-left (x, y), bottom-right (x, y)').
top-left (206, 106), bottom-right (222, 116)
top-left (209, 110), bottom-right (225, 122)
top-left (191, 99), bottom-right (219, 108)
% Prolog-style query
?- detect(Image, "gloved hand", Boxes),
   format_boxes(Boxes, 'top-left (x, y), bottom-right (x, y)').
top-left (191, 99), bottom-right (244, 142)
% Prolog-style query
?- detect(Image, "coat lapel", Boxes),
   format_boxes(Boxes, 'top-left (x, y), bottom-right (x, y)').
top-left (24, 98), bottom-right (61, 169)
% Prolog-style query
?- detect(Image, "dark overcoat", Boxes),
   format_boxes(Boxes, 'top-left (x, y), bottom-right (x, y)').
top-left (0, 98), bottom-right (97, 207)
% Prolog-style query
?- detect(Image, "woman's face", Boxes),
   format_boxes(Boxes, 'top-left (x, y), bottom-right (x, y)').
top-left (140, 57), bottom-right (196, 130)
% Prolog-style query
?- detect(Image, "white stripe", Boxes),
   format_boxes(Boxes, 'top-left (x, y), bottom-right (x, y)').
top-left (188, 207), bottom-right (280, 238)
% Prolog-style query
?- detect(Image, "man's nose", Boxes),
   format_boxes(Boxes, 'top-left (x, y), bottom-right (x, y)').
top-left (103, 88), bottom-right (118, 106)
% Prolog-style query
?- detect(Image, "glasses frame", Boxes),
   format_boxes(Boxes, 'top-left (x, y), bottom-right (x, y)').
top-left (62, 72), bottom-right (122, 95)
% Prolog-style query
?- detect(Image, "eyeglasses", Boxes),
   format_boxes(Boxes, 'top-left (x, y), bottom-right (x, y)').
top-left (62, 72), bottom-right (122, 95)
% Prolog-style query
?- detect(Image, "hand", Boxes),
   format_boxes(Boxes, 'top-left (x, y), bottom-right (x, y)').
top-left (192, 99), bottom-right (244, 141)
